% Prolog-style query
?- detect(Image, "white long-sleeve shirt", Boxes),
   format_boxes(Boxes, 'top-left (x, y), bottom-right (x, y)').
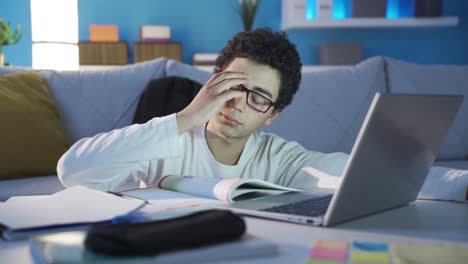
top-left (58, 114), bottom-right (349, 192)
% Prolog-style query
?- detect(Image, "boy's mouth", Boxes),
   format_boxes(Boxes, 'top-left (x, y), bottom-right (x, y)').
top-left (220, 113), bottom-right (241, 126)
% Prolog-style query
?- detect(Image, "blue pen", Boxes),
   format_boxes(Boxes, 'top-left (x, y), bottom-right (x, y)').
top-left (112, 213), bottom-right (150, 224)
top-left (107, 191), bottom-right (149, 224)
top-left (107, 191), bottom-right (149, 204)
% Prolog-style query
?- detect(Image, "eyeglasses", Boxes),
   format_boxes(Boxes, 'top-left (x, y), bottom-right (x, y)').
top-left (231, 85), bottom-right (277, 113)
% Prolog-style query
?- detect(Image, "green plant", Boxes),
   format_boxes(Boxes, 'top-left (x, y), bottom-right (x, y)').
top-left (0, 18), bottom-right (22, 53)
top-left (238, 0), bottom-right (259, 31)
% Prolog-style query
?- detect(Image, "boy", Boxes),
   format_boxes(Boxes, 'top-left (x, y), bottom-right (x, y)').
top-left (58, 28), bottom-right (348, 192)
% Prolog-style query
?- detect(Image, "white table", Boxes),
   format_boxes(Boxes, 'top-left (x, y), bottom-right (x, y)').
top-left (1, 200), bottom-right (467, 263)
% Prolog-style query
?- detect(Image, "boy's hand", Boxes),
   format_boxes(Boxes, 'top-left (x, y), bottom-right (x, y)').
top-left (176, 71), bottom-right (247, 134)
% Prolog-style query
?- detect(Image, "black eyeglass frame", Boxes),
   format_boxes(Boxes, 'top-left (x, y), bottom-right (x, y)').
top-left (233, 85), bottom-right (278, 113)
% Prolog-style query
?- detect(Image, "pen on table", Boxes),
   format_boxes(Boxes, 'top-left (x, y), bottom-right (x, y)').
top-left (107, 191), bottom-right (151, 224)
top-left (107, 191), bottom-right (149, 205)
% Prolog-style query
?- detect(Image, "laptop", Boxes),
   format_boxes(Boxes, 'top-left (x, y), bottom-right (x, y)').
top-left (228, 93), bottom-right (463, 226)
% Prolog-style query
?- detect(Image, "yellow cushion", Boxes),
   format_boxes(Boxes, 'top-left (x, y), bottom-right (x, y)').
top-left (0, 71), bottom-right (69, 179)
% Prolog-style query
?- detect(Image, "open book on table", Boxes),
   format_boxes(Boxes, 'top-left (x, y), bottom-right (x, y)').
top-left (0, 186), bottom-right (146, 241)
top-left (120, 175), bottom-right (299, 206)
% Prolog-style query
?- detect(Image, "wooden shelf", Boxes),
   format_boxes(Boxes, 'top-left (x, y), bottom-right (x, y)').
top-left (133, 42), bottom-right (182, 63)
top-left (282, 16), bottom-right (459, 29)
top-left (78, 42), bottom-right (128, 65)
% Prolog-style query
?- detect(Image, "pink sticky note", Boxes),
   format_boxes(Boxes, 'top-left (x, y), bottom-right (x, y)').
top-left (311, 248), bottom-right (348, 260)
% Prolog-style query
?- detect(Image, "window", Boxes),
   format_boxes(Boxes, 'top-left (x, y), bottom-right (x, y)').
top-left (31, 0), bottom-right (78, 70)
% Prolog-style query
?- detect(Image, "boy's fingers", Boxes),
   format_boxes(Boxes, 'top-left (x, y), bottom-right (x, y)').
top-left (206, 72), bottom-right (223, 84)
top-left (218, 89), bottom-right (244, 103)
top-left (212, 78), bottom-right (247, 94)
top-left (207, 72), bottom-right (246, 88)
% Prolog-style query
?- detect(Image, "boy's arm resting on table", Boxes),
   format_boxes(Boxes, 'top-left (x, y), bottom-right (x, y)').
top-left (273, 140), bottom-right (349, 189)
top-left (57, 114), bottom-right (181, 192)
top-left (419, 166), bottom-right (468, 202)
top-left (277, 141), bottom-right (468, 202)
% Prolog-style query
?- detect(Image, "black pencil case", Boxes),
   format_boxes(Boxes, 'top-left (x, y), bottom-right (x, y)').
top-left (84, 209), bottom-right (246, 256)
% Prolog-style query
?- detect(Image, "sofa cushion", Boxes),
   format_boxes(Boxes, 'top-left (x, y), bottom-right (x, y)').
top-left (385, 58), bottom-right (468, 160)
top-left (45, 58), bottom-right (167, 143)
top-left (421, 166), bottom-right (468, 202)
top-left (0, 66), bottom-right (34, 76)
top-left (434, 160), bottom-right (468, 171)
top-left (0, 72), bottom-right (69, 179)
top-left (261, 57), bottom-right (387, 154)
top-left (165, 59), bottom-right (211, 85)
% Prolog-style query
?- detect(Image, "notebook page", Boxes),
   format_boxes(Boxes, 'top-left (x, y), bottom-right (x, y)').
top-left (0, 185), bottom-right (145, 229)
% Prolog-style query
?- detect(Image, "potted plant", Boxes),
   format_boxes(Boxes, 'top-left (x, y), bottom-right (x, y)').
top-left (238, 0), bottom-right (259, 31)
top-left (0, 18), bottom-right (22, 66)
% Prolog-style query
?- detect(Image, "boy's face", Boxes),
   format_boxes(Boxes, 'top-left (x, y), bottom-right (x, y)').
top-left (207, 57), bottom-right (280, 141)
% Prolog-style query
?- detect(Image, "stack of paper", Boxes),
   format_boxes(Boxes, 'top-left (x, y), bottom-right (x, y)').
top-left (0, 185), bottom-right (145, 240)
top-left (391, 243), bottom-right (468, 264)
top-left (139, 25), bottom-right (171, 43)
top-left (192, 53), bottom-right (218, 67)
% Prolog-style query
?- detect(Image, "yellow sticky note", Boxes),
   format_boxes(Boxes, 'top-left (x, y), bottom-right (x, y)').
top-left (351, 251), bottom-right (390, 263)
top-left (391, 243), bottom-right (468, 264)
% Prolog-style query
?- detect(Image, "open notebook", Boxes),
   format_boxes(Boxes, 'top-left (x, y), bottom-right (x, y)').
top-left (0, 186), bottom-right (145, 241)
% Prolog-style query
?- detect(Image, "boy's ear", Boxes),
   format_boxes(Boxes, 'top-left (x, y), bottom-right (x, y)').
top-left (265, 111), bottom-right (279, 126)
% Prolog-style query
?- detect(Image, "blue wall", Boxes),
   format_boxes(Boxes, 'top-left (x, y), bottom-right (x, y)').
top-left (2, 0), bottom-right (467, 66)
top-left (77, 0), bottom-right (283, 64)
top-left (0, 0), bottom-right (32, 66)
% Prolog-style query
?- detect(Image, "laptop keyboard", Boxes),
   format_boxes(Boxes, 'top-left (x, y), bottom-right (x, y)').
top-left (260, 195), bottom-right (333, 217)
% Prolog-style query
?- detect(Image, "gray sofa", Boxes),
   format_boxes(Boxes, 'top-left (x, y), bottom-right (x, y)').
top-left (1, 57), bottom-right (467, 201)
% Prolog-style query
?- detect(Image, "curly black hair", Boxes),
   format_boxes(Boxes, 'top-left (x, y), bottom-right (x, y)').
top-left (214, 28), bottom-right (302, 112)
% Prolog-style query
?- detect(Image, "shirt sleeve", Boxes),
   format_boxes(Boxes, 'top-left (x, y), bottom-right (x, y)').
top-left (273, 139), bottom-right (349, 189)
top-left (418, 166), bottom-right (468, 202)
top-left (57, 114), bottom-right (181, 191)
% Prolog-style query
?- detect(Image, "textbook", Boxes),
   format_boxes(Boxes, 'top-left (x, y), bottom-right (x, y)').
top-left (120, 175), bottom-right (299, 204)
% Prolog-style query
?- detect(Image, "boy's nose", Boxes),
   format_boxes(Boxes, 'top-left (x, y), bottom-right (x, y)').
top-left (226, 94), bottom-right (246, 112)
